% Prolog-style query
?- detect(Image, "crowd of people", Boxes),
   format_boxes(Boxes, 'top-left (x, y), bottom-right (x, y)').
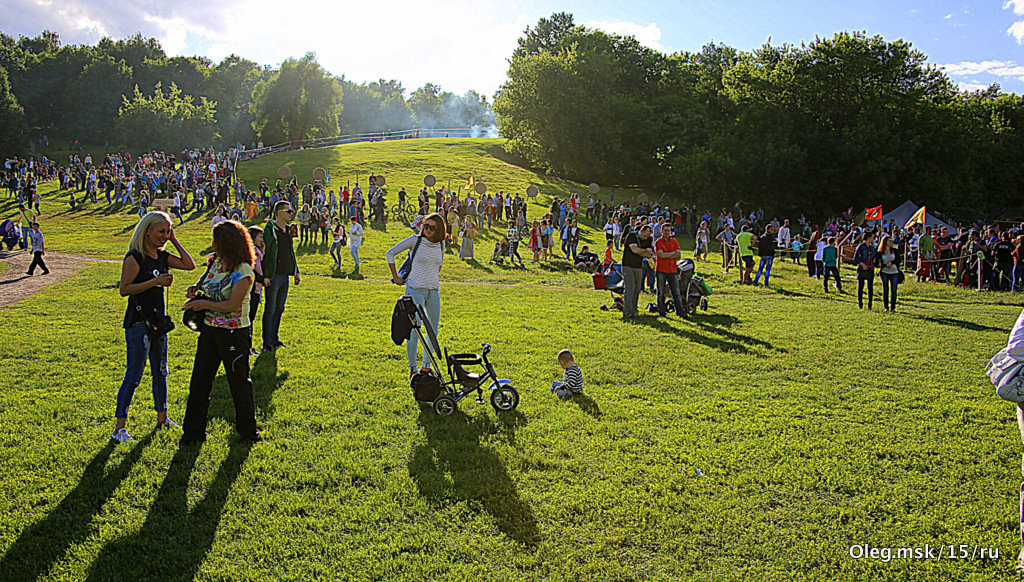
top-left (8, 147), bottom-right (1024, 441)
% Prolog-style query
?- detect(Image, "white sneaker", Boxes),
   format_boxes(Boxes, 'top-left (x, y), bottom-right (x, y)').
top-left (111, 428), bottom-right (133, 443)
top-left (160, 418), bottom-right (181, 430)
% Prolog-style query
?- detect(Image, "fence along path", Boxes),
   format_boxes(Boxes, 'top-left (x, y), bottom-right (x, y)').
top-left (239, 128), bottom-right (498, 160)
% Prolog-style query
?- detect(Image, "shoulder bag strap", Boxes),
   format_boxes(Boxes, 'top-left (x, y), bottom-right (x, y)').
top-left (405, 235), bottom-right (424, 278)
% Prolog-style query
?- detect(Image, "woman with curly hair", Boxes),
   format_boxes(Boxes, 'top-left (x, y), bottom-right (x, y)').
top-left (180, 220), bottom-right (259, 445)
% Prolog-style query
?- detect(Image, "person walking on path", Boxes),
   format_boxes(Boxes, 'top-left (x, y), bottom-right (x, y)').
top-left (25, 221), bottom-right (49, 276)
top-left (348, 215), bottom-right (364, 270)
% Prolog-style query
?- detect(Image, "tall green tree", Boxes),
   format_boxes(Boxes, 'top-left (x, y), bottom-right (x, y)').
top-left (251, 52), bottom-right (342, 144)
top-left (0, 64), bottom-right (25, 153)
top-left (207, 54), bottom-right (269, 146)
top-left (116, 82), bottom-right (217, 152)
top-left (494, 16), bottom-right (663, 183)
top-left (340, 78), bottom-right (414, 134)
top-left (66, 55), bottom-right (133, 141)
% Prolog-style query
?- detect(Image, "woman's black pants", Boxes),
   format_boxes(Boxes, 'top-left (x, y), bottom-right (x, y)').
top-left (182, 326), bottom-right (258, 441)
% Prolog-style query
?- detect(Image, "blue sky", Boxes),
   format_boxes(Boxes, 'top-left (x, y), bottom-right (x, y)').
top-left (3, 0), bottom-right (1024, 96)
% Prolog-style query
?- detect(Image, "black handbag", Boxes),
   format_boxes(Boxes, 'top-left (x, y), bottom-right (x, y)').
top-left (139, 302), bottom-right (175, 338)
top-left (183, 260), bottom-right (215, 332)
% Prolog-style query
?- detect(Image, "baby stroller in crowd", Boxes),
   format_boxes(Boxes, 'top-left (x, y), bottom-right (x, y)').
top-left (676, 258), bottom-right (711, 315)
top-left (0, 219), bottom-right (19, 251)
top-left (593, 262), bottom-right (625, 311)
top-left (393, 296), bottom-right (520, 416)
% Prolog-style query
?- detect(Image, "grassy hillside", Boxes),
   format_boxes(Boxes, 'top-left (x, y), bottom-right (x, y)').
top-left (0, 139), bottom-right (1023, 580)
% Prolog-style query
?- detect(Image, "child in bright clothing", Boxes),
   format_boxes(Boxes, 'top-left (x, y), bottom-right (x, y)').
top-left (603, 239), bottom-right (615, 265)
top-left (790, 236), bottom-right (803, 264)
top-left (550, 349), bottom-right (583, 398)
top-left (822, 236), bottom-right (843, 293)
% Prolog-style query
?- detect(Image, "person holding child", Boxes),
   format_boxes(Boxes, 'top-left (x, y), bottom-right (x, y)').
top-left (550, 349), bottom-right (584, 397)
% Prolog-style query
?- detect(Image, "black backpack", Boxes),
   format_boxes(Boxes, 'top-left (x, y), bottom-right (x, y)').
top-left (411, 372), bottom-right (442, 402)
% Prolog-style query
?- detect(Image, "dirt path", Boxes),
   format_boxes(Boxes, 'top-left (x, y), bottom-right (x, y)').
top-left (0, 250), bottom-right (119, 308)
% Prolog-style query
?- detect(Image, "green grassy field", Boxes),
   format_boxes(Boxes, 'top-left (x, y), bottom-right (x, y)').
top-left (1, 139), bottom-right (1023, 581)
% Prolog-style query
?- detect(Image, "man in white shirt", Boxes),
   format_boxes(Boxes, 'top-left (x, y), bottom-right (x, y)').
top-left (777, 219), bottom-right (792, 261)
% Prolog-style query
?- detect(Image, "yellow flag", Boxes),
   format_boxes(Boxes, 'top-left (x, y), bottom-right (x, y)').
top-left (466, 176), bottom-right (474, 188)
top-left (904, 205), bottom-right (927, 228)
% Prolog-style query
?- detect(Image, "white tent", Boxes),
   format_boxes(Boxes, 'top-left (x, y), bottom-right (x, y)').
top-left (879, 200), bottom-right (955, 231)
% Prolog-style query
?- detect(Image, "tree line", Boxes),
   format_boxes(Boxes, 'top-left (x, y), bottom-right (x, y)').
top-left (0, 31), bottom-right (493, 155)
top-left (494, 13), bottom-right (1024, 221)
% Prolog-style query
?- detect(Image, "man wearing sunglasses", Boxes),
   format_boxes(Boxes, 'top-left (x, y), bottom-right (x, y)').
top-left (262, 200), bottom-right (301, 352)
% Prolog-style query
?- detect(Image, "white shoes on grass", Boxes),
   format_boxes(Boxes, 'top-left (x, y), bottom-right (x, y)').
top-left (110, 418), bottom-right (180, 443)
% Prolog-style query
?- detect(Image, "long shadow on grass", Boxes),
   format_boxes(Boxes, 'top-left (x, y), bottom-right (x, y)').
top-left (409, 409), bottom-right (540, 546)
top-left (463, 258), bottom-right (492, 272)
top-left (295, 243), bottom-right (329, 256)
top-left (633, 316), bottom-right (781, 355)
top-left (772, 287), bottom-right (812, 299)
top-left (0, 433), bottom-right (155, 581)
top-left (82, 442), bottom-right (252, 582)
top-left (80, 352), bottom-right (284, 581)
top-left (911, 314), bottom-right (1007, 333)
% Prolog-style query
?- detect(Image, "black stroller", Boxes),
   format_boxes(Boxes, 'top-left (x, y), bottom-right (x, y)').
top-left (676, 258), bottom-right (711, 315)
top-left (0, 219), bottom-right (19, 251)
top-left (395, 296), bottom-right (520, 416)
top-left (593, 262), bottom-right (625, 311)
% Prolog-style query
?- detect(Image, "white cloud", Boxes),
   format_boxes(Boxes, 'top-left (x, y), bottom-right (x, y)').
top-left (584, 20), bottom-right (668, 53)
top-left (940, 60), bottom-right (1024, 83)
top-left (1009, 20), bottom-right (1024, 43)
top-left (1, 0), bottom-right (531, 97)
top-left (955, 81), bottom-right (992, 92)
top-left (941, 60), bottom-right (1014, 75)
top-left (1004, 1), bottom-right (1024, 43)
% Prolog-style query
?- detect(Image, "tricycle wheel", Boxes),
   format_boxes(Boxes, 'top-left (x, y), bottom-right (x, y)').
top-left (490, 385), bottom-right (519, 412)
top-left (433, 394), bottom-right (457, 416)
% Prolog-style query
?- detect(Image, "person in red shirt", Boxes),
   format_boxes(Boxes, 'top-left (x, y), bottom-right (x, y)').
top-left (654, 230), bottom-right (685, 317)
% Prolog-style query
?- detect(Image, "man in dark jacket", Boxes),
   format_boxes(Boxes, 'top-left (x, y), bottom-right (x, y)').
top-left (262, 200), bottom-right (300, 351)
top-left (854, 231), bottom-right (877, 309)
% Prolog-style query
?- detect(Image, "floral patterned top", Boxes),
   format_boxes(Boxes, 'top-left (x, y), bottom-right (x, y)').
top-left (198, 255), bottom-right (254, 329)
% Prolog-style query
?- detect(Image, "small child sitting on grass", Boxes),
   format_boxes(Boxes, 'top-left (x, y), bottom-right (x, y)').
top-left (551, 349), bottom-right (583, 397)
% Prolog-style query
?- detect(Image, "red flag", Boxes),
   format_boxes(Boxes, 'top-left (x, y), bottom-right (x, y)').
top-left (865, 205), bottom-right (883, 221)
